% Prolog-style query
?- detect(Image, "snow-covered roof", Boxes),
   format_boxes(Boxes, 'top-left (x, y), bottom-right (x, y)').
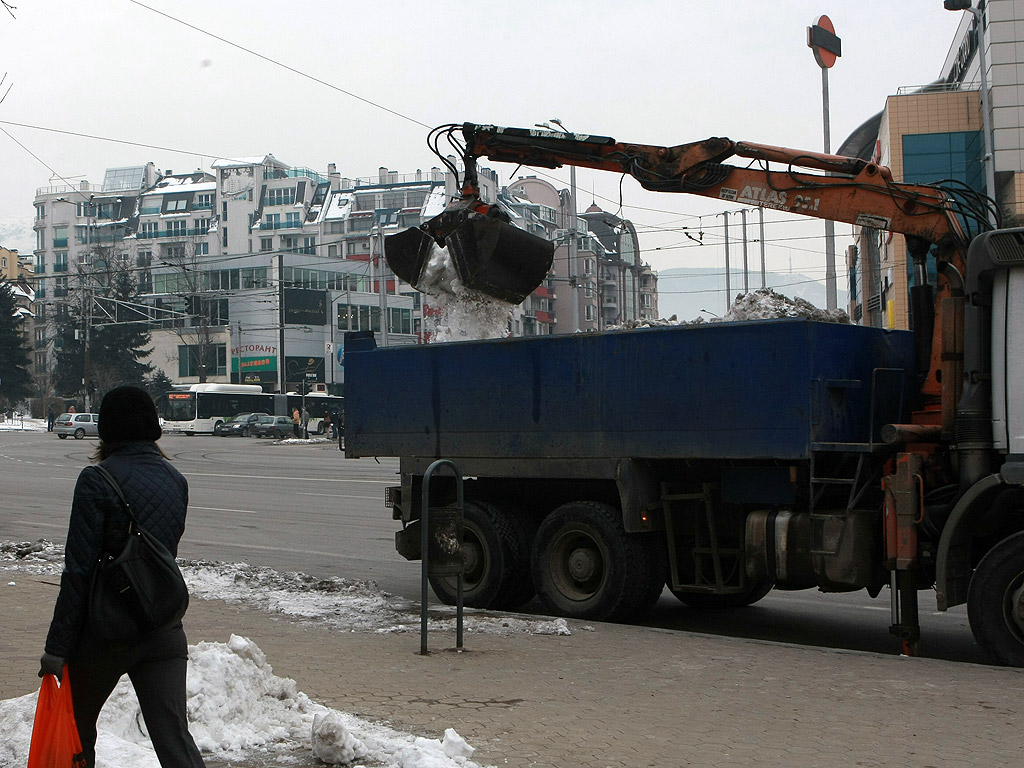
top-left (421, 186), bottom-right (449, 219)
top-left (142, 179), bottom-right (217, 196)
top-left (322, 192), bottom-right (355, 221)
top-left (212, 154), bottom-right (288, 170)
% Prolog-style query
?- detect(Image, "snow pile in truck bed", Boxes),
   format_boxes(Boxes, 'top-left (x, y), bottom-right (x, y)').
top-left (611, 288), bottom-right (850, 329)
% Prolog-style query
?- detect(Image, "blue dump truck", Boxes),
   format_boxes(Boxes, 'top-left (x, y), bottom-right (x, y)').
top-left (345, 123), bottom-right (1024, 664)
top-left (343, 320), bottom-right (926, 625)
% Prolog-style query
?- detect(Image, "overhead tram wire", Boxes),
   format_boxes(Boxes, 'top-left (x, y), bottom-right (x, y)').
top-left (8, 5), bottom-right (886, 271)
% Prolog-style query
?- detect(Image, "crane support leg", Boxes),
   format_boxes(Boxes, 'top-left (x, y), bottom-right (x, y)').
top-left (883, 453), bottom-right (924, 656)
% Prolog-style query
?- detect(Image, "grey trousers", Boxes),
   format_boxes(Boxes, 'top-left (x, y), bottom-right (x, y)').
top-left (68, 624), bottom-right (205, 768)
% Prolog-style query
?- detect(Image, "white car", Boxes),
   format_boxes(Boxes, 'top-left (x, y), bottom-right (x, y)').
top-left (54, 412), bottom-right (99, 440)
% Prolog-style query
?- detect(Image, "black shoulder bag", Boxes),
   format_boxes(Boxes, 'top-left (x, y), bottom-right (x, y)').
top-left (87, 464), bottom-right (190, 641)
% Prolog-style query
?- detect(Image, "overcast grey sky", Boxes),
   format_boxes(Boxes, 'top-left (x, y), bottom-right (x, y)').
top-left (1, 1), bottom-right (966, 284)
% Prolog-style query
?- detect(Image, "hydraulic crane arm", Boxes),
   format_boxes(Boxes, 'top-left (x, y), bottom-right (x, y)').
top-left (460, 123), bottom-right (967, 263)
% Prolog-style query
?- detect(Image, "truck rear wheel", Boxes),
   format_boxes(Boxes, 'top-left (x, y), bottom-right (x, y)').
top-left (531, 501), bottom-right (662, 621)
top-left (428, 500), bottom-right (533, 610)
top-left (968, 530), bottom-right (1024, 667)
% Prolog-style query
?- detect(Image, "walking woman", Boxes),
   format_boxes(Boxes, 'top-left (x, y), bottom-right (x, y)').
top-left (39, 385), bottom-right (205, 768)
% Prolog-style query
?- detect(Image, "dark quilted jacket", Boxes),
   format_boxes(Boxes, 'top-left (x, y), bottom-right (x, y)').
top-left (45, 441), bottom-right (190, 656)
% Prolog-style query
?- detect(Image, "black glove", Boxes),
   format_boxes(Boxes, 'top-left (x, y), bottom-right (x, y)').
top-left (38, 652), bottom-right (65, 681)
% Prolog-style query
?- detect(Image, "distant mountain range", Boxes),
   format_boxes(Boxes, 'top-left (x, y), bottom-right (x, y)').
top-left (0, 217), bottom-right (35, 255)
top-left (654, 266), bottom-right (849, 322)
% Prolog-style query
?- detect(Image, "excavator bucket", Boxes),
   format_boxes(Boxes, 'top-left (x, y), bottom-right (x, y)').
top-left (384, 226), bottom-right (436, 288)
top-left (385, 204), bottom-right (554, 305)
top-left (445, 215), bottom-right (554, 304)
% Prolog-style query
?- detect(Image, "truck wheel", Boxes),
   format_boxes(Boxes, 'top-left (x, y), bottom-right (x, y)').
top-left (968, 530), bottom-right (1024, 666)
top-left (669, 580), bottom-right (774, 609)
top-left (428, 500), bottom-right (526, 610)
top-left (491, 503), bottom-right (537, 610)
top-left (531, 501), bottom-right (659, 621)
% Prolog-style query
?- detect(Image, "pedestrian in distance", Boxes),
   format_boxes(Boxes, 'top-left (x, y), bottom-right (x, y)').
top-left (38, 385), bottom-right (206, 768)
top-left (292, 407), bottom-right (301, 438)
top-left (47, 406), bottom-right (55, 432)
top-left (323, 408), bottom-right (333, 439)
top-left (333, 408), bottom-right (344, 451)
top-left (301, 407), bottom-right (310, 439)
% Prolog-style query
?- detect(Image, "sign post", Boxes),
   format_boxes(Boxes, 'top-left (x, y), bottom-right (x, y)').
top-left (807, 15), bottom-right (842, 312)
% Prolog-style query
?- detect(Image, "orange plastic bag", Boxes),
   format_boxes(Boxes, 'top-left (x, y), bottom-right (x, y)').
top-left (27, 666), bottom-right (85, 768)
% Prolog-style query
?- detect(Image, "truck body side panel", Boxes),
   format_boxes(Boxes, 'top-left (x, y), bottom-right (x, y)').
top-left (345, 320), bottom-right (915, 462)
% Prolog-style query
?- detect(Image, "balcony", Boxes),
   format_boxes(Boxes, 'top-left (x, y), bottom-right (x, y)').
top-left (260, 219), bottom-right (304, 231)
top-left (135, 228), bottom-right (210, 240)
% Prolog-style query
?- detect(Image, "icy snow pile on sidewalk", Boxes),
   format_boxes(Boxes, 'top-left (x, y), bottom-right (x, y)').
top-left (1, 541), bottom-right (573, 637)
top-left (0, 635), bottom-right (485, 768)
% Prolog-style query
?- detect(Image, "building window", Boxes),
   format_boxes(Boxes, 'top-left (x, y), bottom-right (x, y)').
top-left (167, 220), bottom-right (187, 238)
top-left (585, 304), bottom-right (595, 321)
top-left (195, 242), bottom-right (209, 256)
top-left (53, 252), bottom-right (68, 272)
top-left (54, 276), bottom-right (69, 297)
top-left (194, 218), bottom-right (210, 235)
top-left (35, 278), bottom-right (46, 298)
top-left (178, 343), bottom-right (227, 377)
top-left (164, 197), bottom-right (189, 213)
top-left (195, 192), bottom-right (214, 210)
top-left (35, 203), bottom-right (45, 221)
top-left (139, 221), bottom-right (158, 238)
top-left (330, 221), bottom-right (344, 234)
top-left (328, 244), bottom-right (338, 258)
top-left (264, 214), bottom-right (280, 230)
top-left (260, 237), bottom-right (273, 252)
top-left (349, 215), bottom-right (373, 232)
top-left (301, 236), bottom-right (316, 255)
top-left (285, 212), bottom-right (300, 228)
top-left (35, 254), bottom-right (45, 273)
top-left (266, 187), bottom-right (296, 206)
top-left (222, 228), bottom-right (228, 248)
top-left (53, 226), bottom-right (68, 248)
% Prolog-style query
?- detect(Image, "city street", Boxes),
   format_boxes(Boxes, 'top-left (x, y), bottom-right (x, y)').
top-left (0, 429), bottom-right (988, 664)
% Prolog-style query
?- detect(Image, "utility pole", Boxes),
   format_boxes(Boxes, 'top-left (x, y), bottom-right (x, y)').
top-left (722, 211), bottom-right (731, 314)
top-left (758, 207), bottom-right (767, 289)
top-left (740, 209), bottom-right (750, 293)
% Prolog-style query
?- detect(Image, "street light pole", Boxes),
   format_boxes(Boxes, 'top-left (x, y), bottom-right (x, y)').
top-left (540, 119), bottom-right (580, 333)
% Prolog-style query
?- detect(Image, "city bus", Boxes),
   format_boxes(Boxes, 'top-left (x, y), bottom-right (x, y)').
top-left (156, 383), bottom-right (343, 436)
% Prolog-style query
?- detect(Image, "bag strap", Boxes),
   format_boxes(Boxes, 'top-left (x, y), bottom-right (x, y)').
top-left (92, 464), bottom-right (141, 532)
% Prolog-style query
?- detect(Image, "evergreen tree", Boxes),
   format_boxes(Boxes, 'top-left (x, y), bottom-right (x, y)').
top-left (88, 265), bottom-right (153, 399)
top-left (0, 282), bottom-right (33, 408)
top-left (52, 256), bottom-right (153, 403)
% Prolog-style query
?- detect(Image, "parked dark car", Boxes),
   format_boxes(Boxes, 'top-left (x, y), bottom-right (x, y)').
top-left (251, 415), bottom-right (293, 439)
top-left (214, 412), bottom-right (266, 437)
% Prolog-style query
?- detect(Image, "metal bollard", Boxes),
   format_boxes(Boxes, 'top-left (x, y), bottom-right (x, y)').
top-left (420, 459), bottom-right (464, 655)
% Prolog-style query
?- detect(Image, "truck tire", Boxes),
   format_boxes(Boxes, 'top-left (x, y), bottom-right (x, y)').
top-left (669, 580), bottom-right (774, 609)
top-left (531, 501), bottom-right (661, 621)
top-left (968, 530), bottom-right (1024, 666)
top-left (428, 500), bottom-right (531, 610)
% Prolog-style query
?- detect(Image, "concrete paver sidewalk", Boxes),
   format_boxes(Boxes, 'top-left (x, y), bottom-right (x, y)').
top-left (4, 569), bottom-right (1024, 767)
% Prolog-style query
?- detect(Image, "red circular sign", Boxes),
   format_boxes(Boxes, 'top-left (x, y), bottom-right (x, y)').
top-left (809, 15), bottom-right (839, 69)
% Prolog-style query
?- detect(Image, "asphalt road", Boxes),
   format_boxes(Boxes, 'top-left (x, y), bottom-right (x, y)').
top-left (0, 429), bottom-right (989, 665)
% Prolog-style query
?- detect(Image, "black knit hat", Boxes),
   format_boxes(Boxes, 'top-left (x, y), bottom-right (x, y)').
top-left (98, 385), bottom-right (162, 443)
